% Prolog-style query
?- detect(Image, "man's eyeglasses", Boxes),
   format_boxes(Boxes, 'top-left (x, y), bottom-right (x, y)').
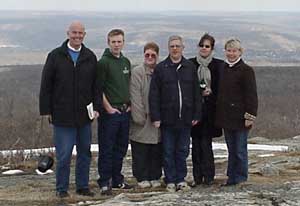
top-left (169, 45), bottom-right (182, 49)
top-left (144, 53), bottom-right (157, 58)
top-left (199, 44), bottom-right (211, 49)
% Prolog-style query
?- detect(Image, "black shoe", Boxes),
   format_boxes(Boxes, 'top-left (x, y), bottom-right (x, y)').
top-left (101, 186), bottom-right (112, 196)
top-left (56, 191), bottom-right (69, 198)
top-left (76, 188), bottom-right (95, 197)
top-left (221, 182), bottom-right (237, 187)
top-left (112, 182), bottom-right (133, 189)
top-left (190, 181), bottom-right (201, 188)
top-left (203, 178), bottom-right (214, 186)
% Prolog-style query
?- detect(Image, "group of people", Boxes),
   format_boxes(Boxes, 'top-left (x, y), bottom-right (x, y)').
top-left (39, 21), bottom-right (258, 198)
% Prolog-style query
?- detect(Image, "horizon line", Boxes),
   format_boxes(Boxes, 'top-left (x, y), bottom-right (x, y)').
top-left (0, 9), bottom-right (300, 13)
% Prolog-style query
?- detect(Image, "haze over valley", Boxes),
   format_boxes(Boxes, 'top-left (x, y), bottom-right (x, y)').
top-left (1, 11), bottom-right (300, 66)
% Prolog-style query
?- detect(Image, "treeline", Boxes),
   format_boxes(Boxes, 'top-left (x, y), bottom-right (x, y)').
top-left (0, 65), bottom-right (299, 150)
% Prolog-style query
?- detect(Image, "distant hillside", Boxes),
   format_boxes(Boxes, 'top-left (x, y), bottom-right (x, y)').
top-left (0, 11), bottom-right (300, 66)
top-left (0, 65), bottom-right (299, 150)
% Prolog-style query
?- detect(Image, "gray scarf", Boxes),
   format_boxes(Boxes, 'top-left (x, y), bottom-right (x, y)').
top-left (196, 53), bottom-right (213, 91)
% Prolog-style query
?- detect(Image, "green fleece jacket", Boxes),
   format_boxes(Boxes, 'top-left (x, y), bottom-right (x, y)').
top-left (97, 48), bottom-right (131, 107)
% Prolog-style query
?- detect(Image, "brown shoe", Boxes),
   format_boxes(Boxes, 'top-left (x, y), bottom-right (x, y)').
top-left (76, 188), bottom-right (95, 197)
top-left (56, 191), bottom-right (69, 198)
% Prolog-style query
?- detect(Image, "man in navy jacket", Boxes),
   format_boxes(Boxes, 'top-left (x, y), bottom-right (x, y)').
top-left (149, 35), bottom-right (201, 192)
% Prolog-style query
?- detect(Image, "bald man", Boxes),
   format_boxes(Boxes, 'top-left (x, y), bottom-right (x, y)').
top-left (39, 21), bottom-right (102, 198)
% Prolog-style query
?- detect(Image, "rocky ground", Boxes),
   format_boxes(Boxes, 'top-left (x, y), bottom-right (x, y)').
top-left (0, 136), bottom-right (300, 206)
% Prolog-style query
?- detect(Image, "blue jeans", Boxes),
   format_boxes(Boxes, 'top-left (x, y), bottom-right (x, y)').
top-left (224, 129), bottom-right (249, 184)
top-left (161, 126), bottom-right (191, 184)
top-left (53, 123), bottom-right (92, 192)
top-left (97, 112), bottom-right (130, 187)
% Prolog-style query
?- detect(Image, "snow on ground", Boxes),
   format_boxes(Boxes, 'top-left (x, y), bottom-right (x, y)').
top-left (2, 169), bottom-right (24, 175)
top-left (0, 142), bottom-right (288, 157)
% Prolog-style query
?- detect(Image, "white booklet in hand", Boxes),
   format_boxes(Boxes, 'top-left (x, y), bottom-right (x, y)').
top-left (87, 102), bottom-right (94, 120)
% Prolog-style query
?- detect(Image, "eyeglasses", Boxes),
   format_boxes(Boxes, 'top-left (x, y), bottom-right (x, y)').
top-left (199, 44), bottom-right (211, 48)
top-left (144, 53), bottom-right (157, 58)
top-left (169, 45), bottom-right (182, 49)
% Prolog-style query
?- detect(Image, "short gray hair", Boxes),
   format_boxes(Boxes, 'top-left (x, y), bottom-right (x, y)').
top-left (168, 35), bottom-right (184, 46)
top-left (224, 38), bottom-right (242, 51)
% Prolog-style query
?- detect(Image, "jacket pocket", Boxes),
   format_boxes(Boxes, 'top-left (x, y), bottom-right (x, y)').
top-left (161, 104), bottom-right (175, 125)
top-left (227, 102), bottom-right (244, 120)
top-left (182, 99), bottom-right (193, 124)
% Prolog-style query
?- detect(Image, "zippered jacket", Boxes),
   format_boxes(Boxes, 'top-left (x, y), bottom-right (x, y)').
top-left (39, 40), bottom-right (102, 127)
top-left (149, 56), bottom-right (201, 127)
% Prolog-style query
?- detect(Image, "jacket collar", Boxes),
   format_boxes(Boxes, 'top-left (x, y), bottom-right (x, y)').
top-left (59, 39), bottom-right (89, 61)
top-left (102, 48), bottom-right (124, 60)
top-left (226, 58), bottom-right (244, 68)
top-left (144, 63), bottom-right (155, 75)
top-left (164, 55), bottom-right (190, 67)
top-left (67, 41), bottom-right (82, 52)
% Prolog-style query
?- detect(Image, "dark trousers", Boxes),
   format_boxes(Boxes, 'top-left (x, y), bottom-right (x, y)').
top-left (53, 123), bottom-right (92, 192)
top-left (97, 112), bottom-right (130, 188)
top-left (131, 140), bottom-right (163, 182)
top-left (224, 129), bottom-right (249, 184)
top-left (161, 126), bottom-right (191, 184)
top-left (191, 123), bottom-right (215, 184)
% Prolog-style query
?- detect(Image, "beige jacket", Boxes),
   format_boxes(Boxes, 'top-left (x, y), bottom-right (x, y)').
top-left (130, 64), bottom-right (160, 144)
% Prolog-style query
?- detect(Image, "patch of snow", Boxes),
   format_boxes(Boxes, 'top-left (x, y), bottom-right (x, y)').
top-left (0, 143), bottom-right (288, 158)
top-left (248, 144), bottom-right (288, 151)
top-left (212, 143), bottom-right (288, 151)
top-left (0, 165), bottom-right (10, 170)
top-left (0, 147), bottom-right (55, 158)
top-left (258, 154), bottom-right (275, 157)
top-left (292, 135), bottom-right (300, 140)
top-left (214, 154), bottom-right (228, 159)
top-left (2, 169), bottom-right (24, 175)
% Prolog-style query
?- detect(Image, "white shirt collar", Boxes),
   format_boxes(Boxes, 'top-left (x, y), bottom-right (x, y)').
top-left (67, 41), bottom-right (82, 52)
top-left (225, 57), bottom-right (241, 67)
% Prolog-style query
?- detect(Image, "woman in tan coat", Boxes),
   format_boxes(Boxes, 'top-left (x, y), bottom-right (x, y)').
top-left (130, 42), bottom-right (162, 188)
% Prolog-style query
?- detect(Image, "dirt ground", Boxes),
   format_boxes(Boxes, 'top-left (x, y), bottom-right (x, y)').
top-left (1, 150), bottom-right (300, 206)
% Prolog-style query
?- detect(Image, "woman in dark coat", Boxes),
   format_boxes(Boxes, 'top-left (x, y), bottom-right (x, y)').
top-left (216, 38), bottom-right (258, 186)
top-left (189, 33), bottom-right (223, 186)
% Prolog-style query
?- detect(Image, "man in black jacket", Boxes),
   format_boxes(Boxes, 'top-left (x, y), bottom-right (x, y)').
top-left (39, 21), bottom-right (102, 198)
top-left (149, 35), bottom-right (201, 192)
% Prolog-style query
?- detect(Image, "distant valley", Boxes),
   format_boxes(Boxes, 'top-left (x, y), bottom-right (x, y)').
top-left (0, 11), bottom-right (300, 66)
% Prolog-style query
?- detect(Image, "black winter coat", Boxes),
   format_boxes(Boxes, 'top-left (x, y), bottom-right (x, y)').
top-left (189, 57), bottom-right (223, 138)
top-left (39, 40), bottom-right (102, 127)
top-left (149, 56), bottom-right (201, 127)
top-left (215, 59), bottom-right (258, 130)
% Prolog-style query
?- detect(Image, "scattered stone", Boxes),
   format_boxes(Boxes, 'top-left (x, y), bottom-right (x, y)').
top-left (248, 136), bottom-right (270, 144)
top-left (0, 165), bottom-right (10, 170)
top-left (1, 140), bottom-right (300, 205)
top-left (288, 145), bottom-right (300, 152)
top-left (292, 135), bottom-right (300, 140)
top-left (259, 163), bottom-right (280, 176)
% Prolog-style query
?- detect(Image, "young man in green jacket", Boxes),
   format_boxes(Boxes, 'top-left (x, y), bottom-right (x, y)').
top-left (97, 29), bottom-right (132, 195)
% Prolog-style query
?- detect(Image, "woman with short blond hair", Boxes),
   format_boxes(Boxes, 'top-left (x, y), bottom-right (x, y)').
top-left (216, 38), bottom-right (258, 186)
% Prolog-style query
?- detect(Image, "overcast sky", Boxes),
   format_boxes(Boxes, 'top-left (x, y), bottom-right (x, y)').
top-left (1, 0), bottom-right (300, 12)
